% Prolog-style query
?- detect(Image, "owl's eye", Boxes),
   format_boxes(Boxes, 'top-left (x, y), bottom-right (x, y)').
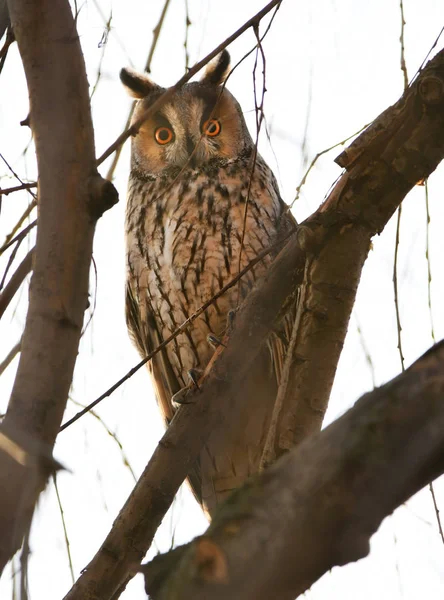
top-left (155, 127), bottom-right (174, 145)
top-left (203, 119), bottom-right (221, 137)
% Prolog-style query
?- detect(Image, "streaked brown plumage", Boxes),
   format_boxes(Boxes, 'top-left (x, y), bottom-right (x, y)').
top-left (122, 51), bottom-right (297, 516)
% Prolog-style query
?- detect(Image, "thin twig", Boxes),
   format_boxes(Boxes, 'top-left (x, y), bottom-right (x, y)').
top-left (53, 474), bottom-right (75, 584)
top-left (91, 0), bottom-right (132, 65)
top-left (425, 181), bottom-right (436, 343)
top-left (410, 25), bottom-right (444, 84)
top-left (0, 27), bottom-right (14, 76)
top-left (0, 220), bottom-right (36, 256)
top-left (355, 315), bottom-right (377, 389)
top-left (237, 24), bottom-right (267, 301)
top-left (0, 249), bottom-right (33, 319)
top-left (0, 153), bottom-right (37, 199)
top-left (89, 11), bottom-right (112, 100)
top-left (430, 483), bottom-right (444, 545)
top-left (68, 397), bottom-right (137, 482)
top-left (145, 0), bottom-right (171, 74)
top-left (393, 205), bottom-right (405, 372)
top-left (399, 0), bottom-right (408, 89)
top-left (289, 123), bottom-right (369, 209)
top-left (183, 0), bottom-right (191, 71)
top-left (425, 179), bottom-right (443, 543)
top-left (59, 225), bottom-right (296, 431)
top-left (97, 0), bottom-right (283, 166)
top-left (0, 203), bottom-right (37, 254)
top-left (19, 525), bottom-right (30, 600)
top-left (0, 339), bottom-right (22, 376)
top-left (259, 308), bottom-right (301, 470)
top-left (0, 235), bottom-right (25, 290)
top-left (0, 182), bottom-right (37, 196)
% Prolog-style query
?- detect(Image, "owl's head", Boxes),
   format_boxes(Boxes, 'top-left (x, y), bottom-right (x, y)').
top-left (120, 51), bottom-right (253, 175)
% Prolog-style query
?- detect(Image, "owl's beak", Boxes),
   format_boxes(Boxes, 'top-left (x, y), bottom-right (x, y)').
top-left (186, 136), bottom-right (197, 169)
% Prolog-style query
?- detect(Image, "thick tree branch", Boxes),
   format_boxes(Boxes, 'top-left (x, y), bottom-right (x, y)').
top-left (65, 47), bottom-right (444, 600)
top-left (143, 340), bottom-right (444, 599)
top-left (0, 0), bottom-right (117, 571)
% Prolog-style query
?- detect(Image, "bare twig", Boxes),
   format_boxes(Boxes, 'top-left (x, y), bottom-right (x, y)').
top-left (68, 397), bottom-right (137, 482)
top-left (0, 182), bottom-right (37, 196)
top-left (0, 153), bottom-right (37, 199)
top-left (0, 213), bottom-right (36, 255)
top-left (355, 316), bottom-right (377, 389)
top-left (259, 308), bottom-right (300, 470)
top-left (0, 339), bottom-right (22, 376)
top-left (393, 205), bottom-right (405, 372)
top-left (237, 23), bottom-right (268, 300)
top-left (399, 0), bottom-right (409, 89)
top-left (425, 181), bottom-right (436, 343)
top-left (430, 483), bottom-right (444, 546)
top-left (89, 10), bottom-right (112, 100)
top-left (183, 0), bottom-right (191, 70)
top-left (0, 249), bottom-right (33, 319)
top-left (289, 123), bottom-right (369, 209)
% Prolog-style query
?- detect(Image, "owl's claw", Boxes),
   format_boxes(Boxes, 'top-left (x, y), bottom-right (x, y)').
top-left (206, 333), bottom-right (226, 349)
top-left (171, 369), bottom-right (202, 406)
top-left (187, 368), bottom-right (202, 390)
top-left (172, 387), bottom-right (193, 406)
top-left (226, 309), bottom-right (236, 333)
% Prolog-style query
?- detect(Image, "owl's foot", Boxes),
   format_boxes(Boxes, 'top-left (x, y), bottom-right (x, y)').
top-left (206, 333), bottom-right (226, 349)
top-left (171, 368), bottom-right (203, 406)
top-left (172, 387), bottom-right (193, 406)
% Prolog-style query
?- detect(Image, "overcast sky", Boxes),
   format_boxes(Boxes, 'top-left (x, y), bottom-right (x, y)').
top-left (1, 0), bottom-right (444, 598)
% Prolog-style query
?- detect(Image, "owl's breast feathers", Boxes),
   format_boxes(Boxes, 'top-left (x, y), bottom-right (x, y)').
top-left (125, 153), bottom-right (296, 514)
top-left (126, 154), bottom-right (286, 379)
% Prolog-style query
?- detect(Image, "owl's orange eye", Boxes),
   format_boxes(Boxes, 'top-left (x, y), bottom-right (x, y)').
top-left (203, 119), bottom-right (221, 137)
top-left (155, 127), bottom-right (174, 145)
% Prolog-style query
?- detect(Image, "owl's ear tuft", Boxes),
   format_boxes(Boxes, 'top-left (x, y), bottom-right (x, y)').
top-left (120, 67), bottom-right (160, 99)
top-left (200, 50), bottom-right (230, 86)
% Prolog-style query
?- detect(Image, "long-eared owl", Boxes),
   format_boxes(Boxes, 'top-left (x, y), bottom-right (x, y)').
top-left (122, 51), bottom-right (296, 516)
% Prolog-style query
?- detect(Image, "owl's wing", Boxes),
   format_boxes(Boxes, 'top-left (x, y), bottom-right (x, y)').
top-left (125, 281), bottom-right (204, 505)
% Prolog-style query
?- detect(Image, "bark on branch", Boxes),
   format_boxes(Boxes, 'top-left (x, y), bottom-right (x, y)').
top-left (65, 47), bottom-right (444, 600)
top-left (142, 340), bottom-right (444, 599)
top-left (0, 0), bottom-right (117, 571)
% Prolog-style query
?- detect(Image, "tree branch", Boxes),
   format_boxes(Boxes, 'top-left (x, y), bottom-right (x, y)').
top-left (0, 0), bottom-right (117, 571)
top-left (142, 340), bottom-right (444, 599)
top-left (0, 248), bottom-right (33, 320)
top-left (64, 46), bottom-right (444, 600)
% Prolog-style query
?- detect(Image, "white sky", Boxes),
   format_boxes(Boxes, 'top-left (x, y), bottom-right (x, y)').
top-left (1, 0), bottom-right (444, 598)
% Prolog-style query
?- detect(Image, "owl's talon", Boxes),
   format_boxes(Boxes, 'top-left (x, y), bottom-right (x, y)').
top-left (188, 368), bottom-right (202, 390)
top-left (207, 333), bottom-right (226, 349)
top-left (172, 387), bottom-right (194, 406)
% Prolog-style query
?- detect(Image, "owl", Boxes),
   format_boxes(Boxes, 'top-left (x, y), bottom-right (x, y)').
top-left (121, 50), bottom-right (297, 517)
